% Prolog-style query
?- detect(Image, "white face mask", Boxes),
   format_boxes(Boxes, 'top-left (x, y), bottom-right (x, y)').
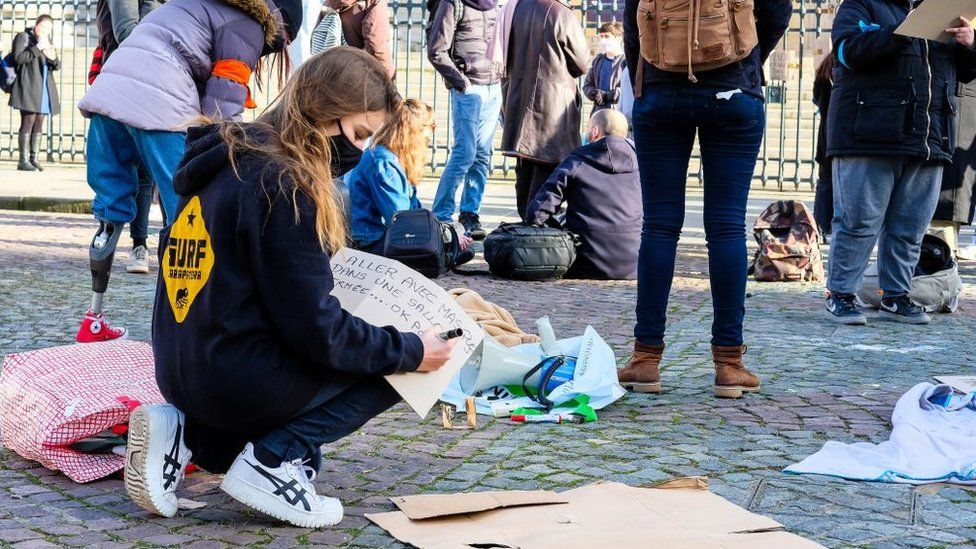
top-left (600, 37), bottom-right (621, 56)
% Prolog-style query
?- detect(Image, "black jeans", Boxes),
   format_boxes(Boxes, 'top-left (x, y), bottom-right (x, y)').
top-left (632, 86), bottom-right (765, 347)
top-left (183, 377), bottom-right (401, 474)
top-left (514, 158), bottom-right (556, 221)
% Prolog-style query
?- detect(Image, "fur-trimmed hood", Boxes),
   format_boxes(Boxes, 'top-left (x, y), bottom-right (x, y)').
top-left (218, 0), bottom-right (301, 45)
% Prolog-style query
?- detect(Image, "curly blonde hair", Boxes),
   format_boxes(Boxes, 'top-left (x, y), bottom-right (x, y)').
top-left (372, 99), bottom-right (434, 186)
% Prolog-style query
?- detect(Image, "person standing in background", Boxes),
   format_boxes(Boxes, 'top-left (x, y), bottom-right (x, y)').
top-left (619, 0), bottom-right (791, 398)
top-left (497, 0), bottom-right (589, 220)
top-left (327, 0), bottom-right (396, 79)
top-left (823, 4), bottom-right (976, 326)
top-left (583, 22), bottom-right (625, 116)
top-left (93, 0), bottom-right (165, 275)
top-left (9, 15), bottom-right (60, 173)
top-left (812, 54), bottom-right (833, 237)
top-left (933, 80), bottom-right (976, 261)
top-left (427, 0), bottom-right (501, 240)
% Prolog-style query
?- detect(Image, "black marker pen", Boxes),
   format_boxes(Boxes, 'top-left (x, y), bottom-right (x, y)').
top-left (438, 328), bottom-right (464, 341)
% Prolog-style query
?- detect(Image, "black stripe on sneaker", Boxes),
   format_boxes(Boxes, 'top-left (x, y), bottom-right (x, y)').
top-left (246, 461), bottom-right (311, 512)
top-left (162, 423), bottom-right (182, 490)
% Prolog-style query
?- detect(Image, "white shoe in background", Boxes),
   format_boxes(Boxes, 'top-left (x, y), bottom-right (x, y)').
top-left (127, 245), bottom-right (150, 274)
top-left (220, 443), bottom-right (344, 528)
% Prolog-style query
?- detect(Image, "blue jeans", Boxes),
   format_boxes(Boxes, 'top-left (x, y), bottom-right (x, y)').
top-left (632, 87), bottom-right (764, 347)
top-left (87, 114), bottom-right (184, 225)
top-left (827, 156), bottom-right (943, 297)
top-left (432, 84), bottom-right (502, 221)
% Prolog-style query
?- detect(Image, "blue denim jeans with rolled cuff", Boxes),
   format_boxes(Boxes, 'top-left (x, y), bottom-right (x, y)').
top-left (432, 83), bottom-right (502, 221)
top-left (632, 86), bottom-right (765, 347)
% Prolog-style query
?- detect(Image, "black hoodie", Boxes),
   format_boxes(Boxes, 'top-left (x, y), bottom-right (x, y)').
top-left (152, 125), bottom-right (423, 432)
top-left (525, 135), bottom-right (642, 280)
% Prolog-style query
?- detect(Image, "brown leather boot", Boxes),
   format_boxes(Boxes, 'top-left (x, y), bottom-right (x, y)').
top-left (712, 345), bottom-right (760, 398)
top-left (617, 342), bottom-right (664, 393)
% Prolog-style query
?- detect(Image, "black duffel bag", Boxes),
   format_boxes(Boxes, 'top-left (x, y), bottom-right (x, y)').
top-left (483, 222), bottom-right (578, 281)
top-left (383, 209), bottom-right (460, 278)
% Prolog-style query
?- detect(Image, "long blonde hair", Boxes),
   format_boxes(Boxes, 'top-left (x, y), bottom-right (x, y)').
top-left (219, 47), bottom-right (399, 252)
top-left (372, 99), bottom-right (434, 186)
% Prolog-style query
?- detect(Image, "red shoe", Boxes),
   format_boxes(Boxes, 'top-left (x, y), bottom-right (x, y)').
top-left (76, 311), bottom-right (128, 343)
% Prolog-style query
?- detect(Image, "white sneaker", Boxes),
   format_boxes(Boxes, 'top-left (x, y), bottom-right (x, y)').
top-left (126, 245), bottom-right (150, 274)
top-left (124, 404), bottom-right (192, 517)
top-left (220, 443), bottom-right (343, 528)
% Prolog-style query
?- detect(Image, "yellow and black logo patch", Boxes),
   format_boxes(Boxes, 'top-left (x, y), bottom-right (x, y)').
top-left (162, 196), bottom-right (215, 323)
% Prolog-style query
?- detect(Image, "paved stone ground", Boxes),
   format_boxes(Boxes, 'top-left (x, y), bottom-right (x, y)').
top-left (1, 188), bottom-right (976, 548)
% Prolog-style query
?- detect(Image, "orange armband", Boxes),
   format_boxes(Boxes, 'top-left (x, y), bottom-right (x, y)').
top-left (211, 59), bottom-right (257, 109)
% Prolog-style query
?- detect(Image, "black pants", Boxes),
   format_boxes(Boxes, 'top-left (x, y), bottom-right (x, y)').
top-left (18, 111), bottom-right (45, 134)
top-left (514, 159), bottom-right (556, 221)
top-left (814, 160), bottom-right (833, 235)
top-left (182, 376), bottom-right (401, 474)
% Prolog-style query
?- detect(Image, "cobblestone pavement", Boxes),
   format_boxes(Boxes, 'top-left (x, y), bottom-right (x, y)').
top-left (1, 201), bottom-right (976, 548)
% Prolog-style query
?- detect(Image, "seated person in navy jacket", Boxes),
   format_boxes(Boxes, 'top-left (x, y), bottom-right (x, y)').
top-left (346, 98), bottom-right (473, 258)
top-left (526, 109), bottom-right (642, 280)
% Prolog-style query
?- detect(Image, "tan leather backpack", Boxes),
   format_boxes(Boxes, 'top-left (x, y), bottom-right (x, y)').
top-left (636, 0), bottom-right (758, 83)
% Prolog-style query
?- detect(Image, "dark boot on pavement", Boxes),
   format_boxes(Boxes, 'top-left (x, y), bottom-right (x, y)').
top-left (458, 212), bottom-right (487, 241)
top-left (617, 342), bottom-right (664, 393)
top-left (29, 133), bottom-right (44, 171)
top-left (17, 134), bottom-right (35, 172)
top-left (712, 344), bottom-right (760, 399)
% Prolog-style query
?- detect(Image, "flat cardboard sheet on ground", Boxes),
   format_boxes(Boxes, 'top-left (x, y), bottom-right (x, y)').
top-left (366, 481), bottom-right (825, 549)
top-left (329, 248), bottom-right (483, 417)
top-left (895, 0), bottom-right (976, 42)
top-left (936, 375), bottom-right (976, 394)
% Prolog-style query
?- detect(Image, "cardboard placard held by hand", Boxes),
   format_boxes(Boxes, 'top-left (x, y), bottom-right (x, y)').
top-left (329, 248), bottom-right (484, 418)
top-left (895, 0), bottom-right (976, 43)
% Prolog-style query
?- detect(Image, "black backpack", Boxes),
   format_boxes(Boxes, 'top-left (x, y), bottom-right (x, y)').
top-left (383, 209), bottom-right (459, 279)
top-left (1, 51), bottom-right (16, 94)
top-left (425, 0), bottom-right (464, 44)
top-left (483, 223), bottom-right (578, 281)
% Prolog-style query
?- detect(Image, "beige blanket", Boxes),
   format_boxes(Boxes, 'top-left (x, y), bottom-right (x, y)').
top-left (449, 288), bottom-right (541, 347)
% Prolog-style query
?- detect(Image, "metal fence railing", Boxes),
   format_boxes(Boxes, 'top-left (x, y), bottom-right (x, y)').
top-left (0, 0), bottom-right (834, 190)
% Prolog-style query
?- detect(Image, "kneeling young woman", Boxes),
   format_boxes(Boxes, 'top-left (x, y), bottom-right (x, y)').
top-left (126, 48), bottom-right (457, 528)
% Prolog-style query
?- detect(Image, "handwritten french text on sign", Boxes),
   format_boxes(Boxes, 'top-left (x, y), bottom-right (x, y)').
top-left (330, 248), bottom-right (483, 417)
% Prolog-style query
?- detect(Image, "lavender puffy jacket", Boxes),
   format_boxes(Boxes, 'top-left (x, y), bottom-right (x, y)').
top-left (79, 0), bottom-right (283, 131)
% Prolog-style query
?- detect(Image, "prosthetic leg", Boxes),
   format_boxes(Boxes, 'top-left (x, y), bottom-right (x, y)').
top-left (76, 221), bottom-right (128, 343)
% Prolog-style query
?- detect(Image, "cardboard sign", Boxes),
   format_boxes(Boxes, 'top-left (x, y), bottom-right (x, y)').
top-left (366, 481), bottom-right (825, 549)
top-left (329, 248), bottom-right (483, 418)
top-left (935, 375), bottom-right (976, 394)
top-left (768, 49), bottom-right (790, 81)
top-left (896, 0), bottom-right (976, 43)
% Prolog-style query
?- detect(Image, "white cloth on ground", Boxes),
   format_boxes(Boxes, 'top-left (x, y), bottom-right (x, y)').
top-left (784, 383), bottom-right (976, 484)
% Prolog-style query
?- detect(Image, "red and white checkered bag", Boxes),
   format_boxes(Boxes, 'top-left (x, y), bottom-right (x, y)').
top-left (0, 340), bottom-right (164, 483)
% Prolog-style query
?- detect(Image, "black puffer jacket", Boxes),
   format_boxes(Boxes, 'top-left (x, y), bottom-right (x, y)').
top-left (426, 0), bottom-right (499, 91)
top-left (827, 0), bottom-right (976, 161)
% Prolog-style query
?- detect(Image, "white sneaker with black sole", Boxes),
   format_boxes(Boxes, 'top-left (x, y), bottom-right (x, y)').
top-left (125, 404), bottom-right (192, 517)
top-left (220, 443), bottom-right (343, 528)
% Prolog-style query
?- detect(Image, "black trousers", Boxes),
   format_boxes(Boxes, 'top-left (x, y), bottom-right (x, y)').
top-left (182, 376), bottom-right (401, 474)
top-left (514, 159), bottom-right (556, 221)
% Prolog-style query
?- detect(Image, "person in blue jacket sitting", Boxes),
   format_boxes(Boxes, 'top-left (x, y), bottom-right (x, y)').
top-left (347, 98), bottom-right (473, 259)
top-left (824, 0), bottom-right (976, 326)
